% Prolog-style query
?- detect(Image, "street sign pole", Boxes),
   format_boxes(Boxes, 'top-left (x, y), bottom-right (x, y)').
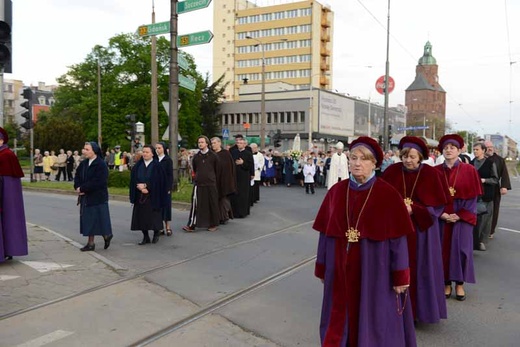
top-left (169, 0), bottom-right (180, 191)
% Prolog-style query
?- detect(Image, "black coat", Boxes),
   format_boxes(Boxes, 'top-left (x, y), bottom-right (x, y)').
top-left (129, 159), bottom-right (169, 210)
top-left (158, 155), bottom-right (174, 191)
top-left (74, 156), bottom-right (109, 206)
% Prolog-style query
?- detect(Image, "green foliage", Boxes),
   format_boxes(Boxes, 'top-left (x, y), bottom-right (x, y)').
top-left (107, 170), bottom-right (131, 188)
top-left (456, 130), bottom-right (479, 148)
top-left (25, 113), bottom-right (86, 152)
top-left (200, 73), bottom-right (229, 139)
top-left (3, 118), bottom-right (20, 146)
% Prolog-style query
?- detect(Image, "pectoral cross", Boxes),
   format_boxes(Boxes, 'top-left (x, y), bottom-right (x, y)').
top-left (404, 198), bottom-right (413, 207)
top-left (346, 227), bottom-right (360, 242)
top-left (449, 187), bottom-right (456, 197)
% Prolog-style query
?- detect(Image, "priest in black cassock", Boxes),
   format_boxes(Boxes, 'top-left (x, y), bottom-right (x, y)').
top-left (230, 137), bottom-right (254, 218)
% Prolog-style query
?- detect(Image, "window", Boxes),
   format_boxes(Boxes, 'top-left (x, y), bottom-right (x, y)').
top-left (287, 26), bottom-right (298, 34)
top-left (287, 9), bottom-right (298, 18)
top-left (248, 113), bottom-right (253, 123)
top-left (254, 113), bottom-right (259, 124)
top-left (234, 114), bottom-right (240, 124)
top-left (280, 112), bottom-right (285, 123)
top-left (267, 112), bottom-right (272, 124)
top-left (273, 112), bottom-right (278, 124)
top-left (299, 111), bottom-right (305, 123)
top-left (286, 41), bottom-right (297, 49)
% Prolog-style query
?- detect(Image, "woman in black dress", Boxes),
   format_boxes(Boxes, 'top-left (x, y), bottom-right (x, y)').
top-left (130, 145), bottom-right (169, 245)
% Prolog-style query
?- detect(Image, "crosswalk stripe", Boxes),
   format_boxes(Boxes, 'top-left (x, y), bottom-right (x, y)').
top-left (15, 330), bottom-right (74, 347)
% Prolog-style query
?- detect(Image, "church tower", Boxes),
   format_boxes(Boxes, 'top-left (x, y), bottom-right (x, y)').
top-left (405, 42), bottom-right (446, 140)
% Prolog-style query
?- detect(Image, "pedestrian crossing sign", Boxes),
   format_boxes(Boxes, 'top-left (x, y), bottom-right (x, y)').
top-left (222, 128), bottom-right (229, 139)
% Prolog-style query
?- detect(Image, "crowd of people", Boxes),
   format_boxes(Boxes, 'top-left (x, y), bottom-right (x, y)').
top-left (313, 134), bottom-right (512, 346)
top-left (2, 126), bottom-right (513, 346)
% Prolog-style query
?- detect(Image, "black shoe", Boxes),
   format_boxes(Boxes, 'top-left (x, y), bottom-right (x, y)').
top-left (138, 235), bottom-right (151, 245)
top-left (80, 243), bottom-right (95, 252)
top-left (152, 231), bottom-right (160, 244)
top-left (104, 235), bottom-right (113, 250)
top-left (5, 255), bottom-right (13, 260)
top-left (456, 294), bottom-right (466, 301)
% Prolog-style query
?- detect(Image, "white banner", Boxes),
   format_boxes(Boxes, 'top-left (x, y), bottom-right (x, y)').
top-left (318, 92), bottom-right (355, 137)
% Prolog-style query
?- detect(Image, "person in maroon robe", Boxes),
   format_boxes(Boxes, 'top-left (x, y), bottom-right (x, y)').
top-left (435, 134), bottom-right (482, 301)
top-left (314, 136), bottom-right (416, 347)
top-left (382, 136), bottom-right (448, 324)
top-left (0, 127), bottom-right (28, 261)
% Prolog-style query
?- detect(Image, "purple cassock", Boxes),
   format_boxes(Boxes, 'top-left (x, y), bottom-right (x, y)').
top-left (0, 164), bottom-right (28, 261)
top-left (314, 177), bottom-right (417, 347)
top-left (435, 161), bottom-right (482, 285)
top-left (382, 163), bottom-right (448, 324)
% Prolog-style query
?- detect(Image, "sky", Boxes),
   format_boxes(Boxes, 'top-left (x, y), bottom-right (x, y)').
top-left (10, 0), bottom-right (520, 140)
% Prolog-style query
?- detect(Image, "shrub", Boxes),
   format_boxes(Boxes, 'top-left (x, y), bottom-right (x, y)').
top-left (108, 170), bottom-right (131, 188)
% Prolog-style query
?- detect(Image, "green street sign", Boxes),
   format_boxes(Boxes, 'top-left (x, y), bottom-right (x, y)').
top-left (177, 0), bottom-right (212, 14)
top-left (179, 74), bottom-right (196, 91)
top-left (178, 53), bottom-right (189, 71)
top-left (178, 30), bottom-right (214, 47)
top-left (138, 21), bottom-right (170, 37)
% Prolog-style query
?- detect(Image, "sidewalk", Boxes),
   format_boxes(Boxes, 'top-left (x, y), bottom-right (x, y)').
top-left (0, 224), bottom-right (122, 318)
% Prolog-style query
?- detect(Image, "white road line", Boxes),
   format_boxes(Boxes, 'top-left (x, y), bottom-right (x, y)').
top-left (26, 223), bottom-right (127, 271)
top-left (0, 275), bottom-right (20, 281)
top-left (498, 227), bottom-right (520, 234)
top-left (15, 330), bottom-right (74, 347)
top-left (20, 261), bottom-right (74, 273)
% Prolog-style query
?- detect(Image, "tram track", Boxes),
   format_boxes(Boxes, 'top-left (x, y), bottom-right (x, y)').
top-left (0, 219), bottom-right (314, 322)
top-left (130, 255), bottom-right (316, 347)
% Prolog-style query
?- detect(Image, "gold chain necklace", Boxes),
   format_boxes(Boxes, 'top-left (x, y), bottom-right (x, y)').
top-left (443, 164), bottom-right (460, 197)
top-left (402, 165), bottom-right (422, 207)
top-left (345, 180), bottom-right (375, 243)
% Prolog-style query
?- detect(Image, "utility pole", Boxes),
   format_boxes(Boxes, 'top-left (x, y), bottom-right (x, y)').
top-left (97, 60), bottom-right (102, 147)
top-left (383, 0), bottom-right (391, 150)
top-left (169, 0), bottom-right (179, 190)
top-left (150, 0), bottom-right (159, 145)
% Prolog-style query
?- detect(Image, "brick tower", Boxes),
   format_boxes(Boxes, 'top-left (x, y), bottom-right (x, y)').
top-left (405, 42), bottom-right (446, 140)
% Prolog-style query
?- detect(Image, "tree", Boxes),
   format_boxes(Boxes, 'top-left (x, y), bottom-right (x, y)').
top-left (25, 110), bottom-right (86, 153)
top-left (47, 33), bottom-right (205, 151)
top-left (199, 73), bottom-right (229, 138)
top-left (456, 130), bottom-right (479, 149)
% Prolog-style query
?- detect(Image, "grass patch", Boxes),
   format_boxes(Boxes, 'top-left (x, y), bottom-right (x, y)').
top-left (22, 178), bottom-right (193, 203)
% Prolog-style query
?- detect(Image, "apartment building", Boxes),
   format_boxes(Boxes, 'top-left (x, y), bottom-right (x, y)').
top-left (213, 0), bottom-right (333, 100)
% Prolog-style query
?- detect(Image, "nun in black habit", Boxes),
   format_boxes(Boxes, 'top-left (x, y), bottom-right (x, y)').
top-left (74, 142), bottom-right (113, 251)
top-left (129, 145), bottom-right (169, 244)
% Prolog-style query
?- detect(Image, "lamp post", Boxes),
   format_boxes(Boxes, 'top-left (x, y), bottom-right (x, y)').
top-left (309, 72), bottom-right (330, 150)
top-left (245, 36), bottom-right (287, 149)
top-left (246, 36), bottom-right (266, 149)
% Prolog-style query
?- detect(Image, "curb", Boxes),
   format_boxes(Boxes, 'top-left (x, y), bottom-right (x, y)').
top-left (22, 187), bottom-right (190, 210)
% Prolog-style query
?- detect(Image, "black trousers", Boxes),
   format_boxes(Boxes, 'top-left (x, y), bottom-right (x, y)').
top-left (305, 183), bottom-right (315, 194)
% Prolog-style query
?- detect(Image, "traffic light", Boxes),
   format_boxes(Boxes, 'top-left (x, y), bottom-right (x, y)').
top-left (125, 114), bottom-right (136, 142)
top-left (274, 129), bottom-right (282, 147)
top-left (378, 135), bottom-right (383, 146)
top-left (0, 1), bottom-right (12, 73)
top-left (388, 124), bottom-right (393, 144)
top-left (20, 88), bottom-right (33, 130)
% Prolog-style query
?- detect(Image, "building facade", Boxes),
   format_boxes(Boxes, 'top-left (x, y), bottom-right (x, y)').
top-left (213, 0), bottom-right (333, 101)
top-left (219, 84), bottom-right (406, 152)
top-left (405, 42), bottom-right (446, 140)
top-left (485, 133), bottom-right (518, 160)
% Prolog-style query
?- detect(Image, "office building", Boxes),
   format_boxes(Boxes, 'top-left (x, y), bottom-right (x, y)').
top-left (213, 0), bottom-right (333, 100)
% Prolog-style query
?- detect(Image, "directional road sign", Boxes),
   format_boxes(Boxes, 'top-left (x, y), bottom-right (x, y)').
top-left (179, 74), bottom-right (196, 91)
top-left (138, 21), bottom-right (170, 37)
top-left (397, 126), bottom-right (429, 131)
top-left (178, 53), bottom-right (189, 71)
top-left (177, 0), bottom-right (212, 14)
top-left (178, 30), bottom-right (214, 47)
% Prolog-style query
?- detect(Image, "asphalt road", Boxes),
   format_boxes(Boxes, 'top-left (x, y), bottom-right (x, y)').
top-left (3, 179), bottom-right (520, 346)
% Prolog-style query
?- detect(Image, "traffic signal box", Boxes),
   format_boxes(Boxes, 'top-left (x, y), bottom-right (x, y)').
top-left (125, 114), bottom-right (136, 142)
top-left (0, 0), bottom-right (12, 73)
top-left (20, 88), bottom-right (33, 130)
top-left (273, 129), bottom-right (282, 147)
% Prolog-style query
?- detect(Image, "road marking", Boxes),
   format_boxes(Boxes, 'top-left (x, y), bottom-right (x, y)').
top-left (26, 223), bottom-right (127, 271)
top-left (15, 330), bottom-right (74, 347)
top-left (20, 261), bottom-right (73, 273)
top-left (498, 227), bottom-right (520, 234)
top-left (0, 275), bottom-right (20, 281)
